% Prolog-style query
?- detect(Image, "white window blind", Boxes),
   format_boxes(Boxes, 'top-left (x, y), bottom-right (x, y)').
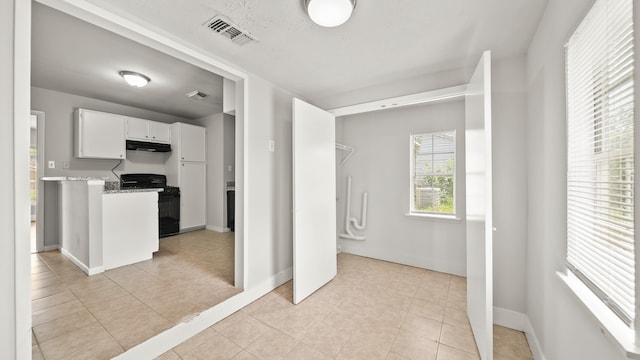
top-left (410, 131), bottom-right (455, 215)
top-left (566, 0), bottom-right (635, 324)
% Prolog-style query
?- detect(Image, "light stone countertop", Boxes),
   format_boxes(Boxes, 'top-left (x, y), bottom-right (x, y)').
top-left (103, 188), bottom-right (162, 194)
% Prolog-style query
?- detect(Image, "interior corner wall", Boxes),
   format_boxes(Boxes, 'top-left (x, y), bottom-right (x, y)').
top-left (336, 99), bottom-right (467, 276)
top-left (491, 55), bottom-right (528, 315)
top-left (525, 0), bottom-right (626, 359)
top-left (245, 74), bottom-right (295, 288)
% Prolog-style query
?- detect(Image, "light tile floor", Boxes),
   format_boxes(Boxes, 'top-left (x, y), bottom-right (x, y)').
top-left (159, 253), bottom-right (534, 360)
top-left (32, 237), bottom-right (534, 360)
top-left (31, 230), bottom-right (240, 360)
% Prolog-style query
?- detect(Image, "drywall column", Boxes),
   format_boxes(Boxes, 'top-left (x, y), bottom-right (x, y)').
top-left (0, 0), bottom-right (31, 358)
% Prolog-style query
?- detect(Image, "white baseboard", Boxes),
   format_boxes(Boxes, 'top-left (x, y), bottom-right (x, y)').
top-left (206, 225), bottom-right (230, 233)
top-left (523, 316), bottom-right (547, 360)
top-left (493, 307), bottom-right (546, 360)
top-left (494, 306), bottom-right (527, 331)
top-left (113, 267), bottom-right (294, 360)
top-left (42, 244), bottom-right (59, 252)
top-left (180, 226), bottom-right (206, 233)
top-left (60, 248), bottom-right (104, 275)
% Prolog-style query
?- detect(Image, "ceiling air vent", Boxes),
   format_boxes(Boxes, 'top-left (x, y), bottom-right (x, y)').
top-left (186, 90), bottom-right (207, 100)
top-left (203, 15), bottom-right (257, 46)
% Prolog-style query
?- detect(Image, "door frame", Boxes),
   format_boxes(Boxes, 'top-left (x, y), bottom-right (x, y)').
top-left (33, 1), bottom-right (250, 288)
top-left (15, 0), bottom-right (251, 357)
top-left (31, 110), bottom-right (45, 253)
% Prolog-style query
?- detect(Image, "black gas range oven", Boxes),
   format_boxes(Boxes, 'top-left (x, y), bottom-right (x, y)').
top-left (120, 173), bottom-right (180, 238)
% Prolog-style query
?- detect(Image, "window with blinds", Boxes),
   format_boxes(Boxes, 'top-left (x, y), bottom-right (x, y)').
top-left (410, 131), bottom-right (456, 215)
top-left (566, 0), bottom-right (635, 325)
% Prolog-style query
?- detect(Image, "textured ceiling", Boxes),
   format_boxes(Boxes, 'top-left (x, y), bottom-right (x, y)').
top-left (32, 0), bottom-right (549, 117)
top-left (84, 0), bottom-right (548, 101)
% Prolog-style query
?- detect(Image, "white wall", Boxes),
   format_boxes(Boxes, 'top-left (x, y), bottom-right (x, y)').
top-left (1, 0), bottom-right (31, 358)
top-left (525, 0), bottom-right (627, 358)
top-left (245, 75), bottom-right (295, 288)
top-left (491, 55), bottom-right (528, 315)
top-left (31, 86), bottom-right (192, 179)
top-left (325, 54), bottom-right (530, 317)
top-left (337, 99), bottom-right (467, 275)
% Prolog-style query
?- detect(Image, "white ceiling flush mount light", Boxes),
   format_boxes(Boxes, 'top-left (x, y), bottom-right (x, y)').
top-left (305, 0), bottom-right (356, 27)
top-left (119, 70), bottom-right (151, 87)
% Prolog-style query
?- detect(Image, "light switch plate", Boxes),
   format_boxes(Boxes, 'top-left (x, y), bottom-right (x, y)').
top-left (269, 140), bottom-right (275, 152)
top-left (48, 160), bottom-right (55, 169)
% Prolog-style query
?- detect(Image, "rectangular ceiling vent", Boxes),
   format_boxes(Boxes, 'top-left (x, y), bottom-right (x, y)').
top-left (203, 15), bottom-right (257, 46)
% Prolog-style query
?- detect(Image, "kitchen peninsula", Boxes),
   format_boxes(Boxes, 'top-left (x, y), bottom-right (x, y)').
top-left (43, 177), bottom-right (160, 275)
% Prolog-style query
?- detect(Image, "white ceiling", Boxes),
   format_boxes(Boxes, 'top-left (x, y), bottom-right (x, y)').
top-left (32, 3), bottom-right (224, 119)
top-left (32, 0), bottom-right (549, 118)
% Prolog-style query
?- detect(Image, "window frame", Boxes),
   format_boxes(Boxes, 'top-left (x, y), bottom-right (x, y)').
top-left (561, 0), bottom-right (639, 354)
top-left (409, 130), bottom-right (457, 218)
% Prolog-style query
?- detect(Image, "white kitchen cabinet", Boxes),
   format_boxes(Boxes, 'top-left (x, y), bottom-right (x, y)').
top-left (126, 117), bottom-right (171, 143)
top-left (166, 122), bottom-right (207, 231)
top-left (103, 191), bottom-right (159, 270)
top-left (172, 122), bottom-right (206, 162)
top-left (149, 121), bottom-right (171, 143)
top-left (179, 162), bottom-right (206, 230)
top-left (74, 108), bottom-right (125, 159)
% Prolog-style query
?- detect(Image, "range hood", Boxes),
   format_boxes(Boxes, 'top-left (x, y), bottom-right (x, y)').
top-left (126, 140), bottom-right (171, 153)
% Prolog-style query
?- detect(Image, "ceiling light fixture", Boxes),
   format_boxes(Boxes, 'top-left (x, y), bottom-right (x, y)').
top-left (119, 70), bottom-right (151, 87)
top-left (305, 0), bottom-right (356, 28)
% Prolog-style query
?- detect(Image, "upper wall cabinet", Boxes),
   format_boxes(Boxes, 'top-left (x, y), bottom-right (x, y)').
top-left (170, 122), bottom-right (206, 162)
top-left (74, 108), bottom-right (125, 159)
top-left (126, 117), bottom-right (171, 143)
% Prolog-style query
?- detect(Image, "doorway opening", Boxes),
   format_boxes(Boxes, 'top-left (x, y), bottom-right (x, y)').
top-left (30, 110), bottom-right (45, 254)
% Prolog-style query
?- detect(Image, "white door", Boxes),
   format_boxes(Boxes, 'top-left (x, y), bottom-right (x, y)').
top-left (465, 50), bottom-right (493, 360)
top-left (292, 98), bottom-right (337, 304)
top-left (180, 162), bottom-right (206, 230)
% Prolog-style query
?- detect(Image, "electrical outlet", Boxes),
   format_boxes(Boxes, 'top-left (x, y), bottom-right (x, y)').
top-left (48, 160), bottom-right (55, 169)
top-left (63, 161), bottom-right (70, 169)
top-left (228, 165), bottom-right (233, 172)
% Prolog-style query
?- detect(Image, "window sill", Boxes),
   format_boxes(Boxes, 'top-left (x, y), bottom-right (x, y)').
top-left (404, 213), bottom-right (462, 222)
top-left (557, 271), bottom-right (640, 359)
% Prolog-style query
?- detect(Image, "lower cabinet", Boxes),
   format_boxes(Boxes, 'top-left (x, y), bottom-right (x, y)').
top-left (102, 192), bottom-right (159, 270)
